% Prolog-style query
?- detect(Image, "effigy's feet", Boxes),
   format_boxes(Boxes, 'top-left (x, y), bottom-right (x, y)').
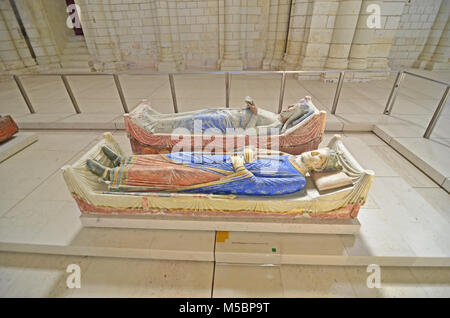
top-left (101, 146), bottom-right (122, 166)
top-left (86, 159), bottom-right (111, 180)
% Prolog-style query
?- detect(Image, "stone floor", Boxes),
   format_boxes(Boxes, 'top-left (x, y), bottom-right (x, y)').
top-left (0, 130), bottom-right (448, 297)
top-left (0, 251), bottom-right (449, 297)
top-left (0, 70), bottom-right (449, 297)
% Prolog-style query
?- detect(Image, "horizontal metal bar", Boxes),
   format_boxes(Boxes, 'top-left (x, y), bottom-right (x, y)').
top-left (403, 71), bottom-right (449, 87)
top-left (423, 86), bottom-right (450, 139)
top-left (0, 69), bottom-right (408, 78)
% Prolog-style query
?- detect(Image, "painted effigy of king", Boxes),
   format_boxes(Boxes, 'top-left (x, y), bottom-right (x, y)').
top-left (86, 145), bottom-right (342, 196)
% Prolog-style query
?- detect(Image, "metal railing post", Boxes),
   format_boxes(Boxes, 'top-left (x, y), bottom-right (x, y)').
top-left (61, 75), bottom-right (81, 114)
top-left (423, 86), bottom-right (450, 139)
top-left (331, 71), bottom-right (344, 114)
top-left (225, 72), bottom-right (230, 108)
top-left (168, 73), bottom-right (178, 113)
top-left (278, 71), bottom-right (286, 113)
top-left (13, 75), bottom-right (35, 114)
top-left (113, 74), bottom-right (129, 113)
top-left (383, 71), bottom-right (404, 115)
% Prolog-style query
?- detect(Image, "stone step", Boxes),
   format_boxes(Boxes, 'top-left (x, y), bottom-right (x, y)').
top-left (67, 35), bottom-right (86, 42)
top-left (58, 68), bottom-right (93, 73)
top-left (60, 53), bottom-right (90, 61)
top-left (64, 41), bottom-right (88, 50)
top-left (63, 47), bottom-right (89, 55)
top-left (61, 60), bottom-right (90, 69)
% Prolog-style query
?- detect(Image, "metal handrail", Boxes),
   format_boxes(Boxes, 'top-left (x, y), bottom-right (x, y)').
top-left (383, 70), bottom-right (403, 115)
top-left (330, 71), bottom-right (345, 115)
top-left (403, 71), bottom-right (449, 86)
top-left (0, 69), bottom-right (447, 139)
top-left (381, 70), bottom-right (450, 138)
top-left (423, 86), bottom-right (450, 139)
top-left (0, 69), bottom-right (400, 77)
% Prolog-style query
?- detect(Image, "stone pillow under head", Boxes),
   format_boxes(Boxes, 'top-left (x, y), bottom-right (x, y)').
top-left (310, 171), bottom-right (353, 192)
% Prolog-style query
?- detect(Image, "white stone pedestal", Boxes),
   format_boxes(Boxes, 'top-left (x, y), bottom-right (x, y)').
top-left (0, 132), bottom-right (38, 163)
top-left (220, 59), bottom-right (244, 71)
top-left (80, 214), bottom-right (361, 235)
top-left (156, 61), bottom-right (178, 72)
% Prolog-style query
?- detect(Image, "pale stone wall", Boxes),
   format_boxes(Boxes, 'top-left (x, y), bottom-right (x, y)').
top-left (1, 0), bottom-right (448, 74)
top-left (13, 0), bottom-right (63, 70)
top-left (389, 0), bottom-right (443, 69)
top-left (0, 0), bottom-right (36, 73)
top-left (367, 0), bottom-right (405, 70)
top-left (282, 0), bottom-right (339, 72)
top-left (0, 0), bottom-right (75, 73)
top-left (41, 0), bottom-right (71, 56)
top-left (414, 0), bottom-right (450, 70)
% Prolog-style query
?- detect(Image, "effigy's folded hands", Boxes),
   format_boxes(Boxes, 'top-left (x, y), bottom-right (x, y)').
top-left (244, 96), bottom-right (258, 115)
top-left (231, 155), bottom-right (245, 171)
top-left (243, 147), bottom-right (255, 163)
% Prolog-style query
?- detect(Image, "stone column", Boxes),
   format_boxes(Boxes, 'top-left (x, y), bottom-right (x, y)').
top-left (262, 0), bottom-right (290, 70)
top-left (220, 0), bottom-right (243, 70)
top-left (73, 0), bottom-right (121, 72)
top-left (280, 0), bottom-right (310, 70)
top-left (262, 0), bottom-right (280, 69)
top-left (168, 0), bottom-right (184, 70)
top-left (366, 0), bottom-right (405, 72)
top-left (425, 18), bottom-right (450, 70)
top-left (101, 0), bottom-right (124, 71)
top-left (14, 0), bottom-right (61, 71)
top-left (295, 0), bottom-right (338, 79)
top-left (415, 0), bottom-right (450, 70)
top-left (325, 0), bottom-right (362, 70)
top-left (347, 0), bottom-right (380, 71)
top-left (153, 0), bottom-right (177, 72)
top-left (0, 1), bottom-right (36, 72)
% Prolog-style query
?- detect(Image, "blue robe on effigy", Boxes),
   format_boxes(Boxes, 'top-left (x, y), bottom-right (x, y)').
top-left (164, 152), bottom-right (306, 196)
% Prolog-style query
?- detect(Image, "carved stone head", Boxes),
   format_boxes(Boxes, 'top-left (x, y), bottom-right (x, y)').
top-left (298, 147), bottom-right (342, 172)
top-left (279, 96), bottom-right (312, 123)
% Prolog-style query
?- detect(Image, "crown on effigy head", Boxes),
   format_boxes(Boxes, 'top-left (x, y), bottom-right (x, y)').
top-left (294, 96), bottom-right (312, 109)
top-left (319, 148), bottom-right (343, 172)
top-left (297, 96), bottom-right (312, 104)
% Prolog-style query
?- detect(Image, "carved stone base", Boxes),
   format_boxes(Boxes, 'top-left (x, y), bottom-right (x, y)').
top-left (157, 61), bottom-right (178, 72)
top-left (80, 214), bottom-right (361, 235)
top-left (220, 59), bottom-right (243, 71)
top-left (0, 132), bottom-right (38, 163)
top-left (425, 61), bottom-right (450, 71)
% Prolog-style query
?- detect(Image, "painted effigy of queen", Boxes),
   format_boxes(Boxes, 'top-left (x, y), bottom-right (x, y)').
top-left (86, 146), bottom-right (342, 196)
top-left (137, 96), bottom-right (313, 134)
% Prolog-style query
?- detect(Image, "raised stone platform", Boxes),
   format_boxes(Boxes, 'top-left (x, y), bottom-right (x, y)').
top-left (80, 214), bottom-right (361, 235)
top-left (374, 123), bottom-right (450, 193)
top-left (0, 131), bottom-right (448, 268)
top-left (0, 132), bottom-right (38, 163)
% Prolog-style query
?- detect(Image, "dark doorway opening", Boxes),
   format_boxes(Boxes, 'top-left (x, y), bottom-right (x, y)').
top-left (65, 0), bottom-right (83, 36)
